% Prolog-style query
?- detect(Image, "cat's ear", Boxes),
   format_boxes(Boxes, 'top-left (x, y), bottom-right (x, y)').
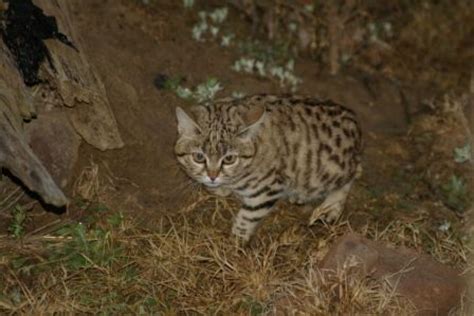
top-left (176, 107), bottom-right (201, 136)
top-left (238, 104), bottom-right (266, 139)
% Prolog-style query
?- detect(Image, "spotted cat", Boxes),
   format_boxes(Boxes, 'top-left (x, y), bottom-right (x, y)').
top-left (174, 94), bottom-right (362, 241)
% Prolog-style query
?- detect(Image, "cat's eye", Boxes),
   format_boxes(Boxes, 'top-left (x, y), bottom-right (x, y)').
top-left (192, 152), bottom-right (206, 163)
top-left (223, 154), bottom-right (238, 165)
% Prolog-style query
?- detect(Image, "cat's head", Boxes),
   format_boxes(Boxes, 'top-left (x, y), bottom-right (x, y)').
top-left (174, 103), bottom-right (266, 188)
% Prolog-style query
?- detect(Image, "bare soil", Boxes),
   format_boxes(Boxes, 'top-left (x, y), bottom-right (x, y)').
top-left (66, 0), bottom-right (469, 232)
top-left (70, 0), bottom-right (421, 221)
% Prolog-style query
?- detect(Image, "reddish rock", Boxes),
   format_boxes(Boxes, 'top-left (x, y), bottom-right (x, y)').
top-left (320, 233), bottom-right (466, 315)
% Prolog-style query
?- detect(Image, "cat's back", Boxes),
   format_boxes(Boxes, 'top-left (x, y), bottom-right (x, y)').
top-left (231, 94), bottom-right (362, 198)
top-left (231, 94), bottom-right (361, 148)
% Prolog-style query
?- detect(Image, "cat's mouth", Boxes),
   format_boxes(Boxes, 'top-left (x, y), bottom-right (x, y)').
top-left (199, 175), bottom-right (225, 188)
top-left (203, 182), bottom-right (221, 188)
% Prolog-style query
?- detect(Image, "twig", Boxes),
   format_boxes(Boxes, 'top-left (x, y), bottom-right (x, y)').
top-left (0, 190), bottom-right (25, 214)
top-left (0, 186), bottom-right (21, 208)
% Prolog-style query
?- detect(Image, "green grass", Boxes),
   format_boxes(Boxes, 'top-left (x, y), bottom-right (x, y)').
top-left (8, 205), bottom-right (27, 239)
top-left (442, 175), bottom-right (468, 213)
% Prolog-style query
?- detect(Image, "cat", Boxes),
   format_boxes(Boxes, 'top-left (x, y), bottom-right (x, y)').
top-left (174, 94), bottom-right (362, 241)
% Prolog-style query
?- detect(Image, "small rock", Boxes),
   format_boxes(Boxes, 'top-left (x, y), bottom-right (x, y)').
top-left (320, 233), bottom-right (466, 315)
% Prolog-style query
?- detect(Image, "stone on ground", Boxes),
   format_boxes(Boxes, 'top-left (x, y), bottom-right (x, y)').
top-left (320, 233), bottom-right (466, 315)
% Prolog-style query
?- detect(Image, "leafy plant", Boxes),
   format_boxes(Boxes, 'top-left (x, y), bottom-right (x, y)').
top-left (175, 85), bottom-right (194, 99)
top-left (239, 296), bottom-right (268, 316)
top-left (138, 297), bottom-right (159, 314)
top-left (209, 8), bottom-right (228, 24)
top-left (220, 33), bottom-right (235, 47)
top-left (168, 77), bottom-right (223, 103)
top-left (107, 211), bottom-right (124, 228)
top-left (187, 5), bottom-right (302, 91)
top-left (441, 175), bottom-right (468, 212)
top-left (194, 78), bottom-right (223, 102)
top-left (232, 91), bottom-right (246, 99)
top-left (191, 7), bottom-right (229, 42)
top-left (49, 221), bottom-right (122, 270)
top-left (453, 143), bottom-right (471, 163)
top-left (8, 205), bottom-right (27, 239)
top-left (183, 0), bottom-right (194, 9)
top-left (232, 57), bottom-right (301, 91)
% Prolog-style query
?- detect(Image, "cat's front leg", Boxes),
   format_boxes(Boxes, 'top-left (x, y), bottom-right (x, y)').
top-left (231, 195), bottom-right (279, 241)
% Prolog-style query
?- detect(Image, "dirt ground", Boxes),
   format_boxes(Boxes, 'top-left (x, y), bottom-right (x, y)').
top-left (0, 0), bottom-right (473, 314)
top-left (71, 0), bottom-right (431, 222)
top-left (69, 0), bottom-right (471, 235)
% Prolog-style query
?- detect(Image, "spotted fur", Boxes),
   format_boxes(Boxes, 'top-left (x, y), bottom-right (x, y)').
top-left (175, 94), bottom-right (362, 241)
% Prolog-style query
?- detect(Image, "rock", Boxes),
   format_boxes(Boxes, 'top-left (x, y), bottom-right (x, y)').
top-left (24, 110), bottom-right (81, 188)
top-left (320, 233), bottom-right (466, 315)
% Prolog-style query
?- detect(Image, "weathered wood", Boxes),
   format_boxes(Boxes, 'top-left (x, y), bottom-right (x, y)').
top-left (0, 100), bottom-right (68, 207)
top-left (34, 0), bottom-right (124, 151)
top-left (0, 44), bottom-right (67, 207)
top-left (0, 0), bottom-right (124, 206)
top-left (0, 44), bottom-right (35, 126)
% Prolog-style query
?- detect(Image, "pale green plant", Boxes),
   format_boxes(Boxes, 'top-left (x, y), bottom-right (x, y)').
top-left (304, 4), bottom-right (315, 12)
top-left (441, 175), bottom-right (468, 212)
top-left (191, 7), bottom-right (228, 42)
top-left (194, 78), bottom-right (223, 103)
top-left (183, 0), bottom-right (194, 9)
top-left (368, 21), bottom-right (394, 43)
top-left (209, 7), bottom-right (228, 24)
top-left (49, 219), bottom-right (123, 270)
top-left (189, 5), bottom-right (302, 91)
top-left (176, 86), bottom-right (193, 99)
top-left (231, 91), bottom-right (246, 99)
top-left (220, 33), bottom-right (235, 47)
top-left (170, 77), bottom-right (223, 103)
top-left (453, 143), bottom-right (471, 163)
top-left (192, 20), bottom-right (208, 42)
top-left (438, 220), bottom-right (451, 232)
top-left (232, 57), bottom-right (301, 91)
top-left (210, 26), bottom-right (219, 37)
top-left (8, 205), bottom-right (27, 239)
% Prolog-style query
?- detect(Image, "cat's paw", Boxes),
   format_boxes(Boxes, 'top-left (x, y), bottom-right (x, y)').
top-left (308, 180), bottom-right (353, 226)
top-left (206, 187), bottom-right (232, 197)
top-left (289, 195), bottom-right (306, 205)
top-left (308, 202), bottom-right (343, 226)
top-left (231, 223), bottom-right (252, 242)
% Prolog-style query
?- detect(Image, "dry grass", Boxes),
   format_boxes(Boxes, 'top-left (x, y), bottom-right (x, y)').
top-left (0, 188), bottom-right (470, 314)
top-left (74, 159), bottom-right (137, 202)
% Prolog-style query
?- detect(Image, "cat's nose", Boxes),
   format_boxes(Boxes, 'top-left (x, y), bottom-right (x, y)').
top-left (207, 170), bottom-right (219, 181)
